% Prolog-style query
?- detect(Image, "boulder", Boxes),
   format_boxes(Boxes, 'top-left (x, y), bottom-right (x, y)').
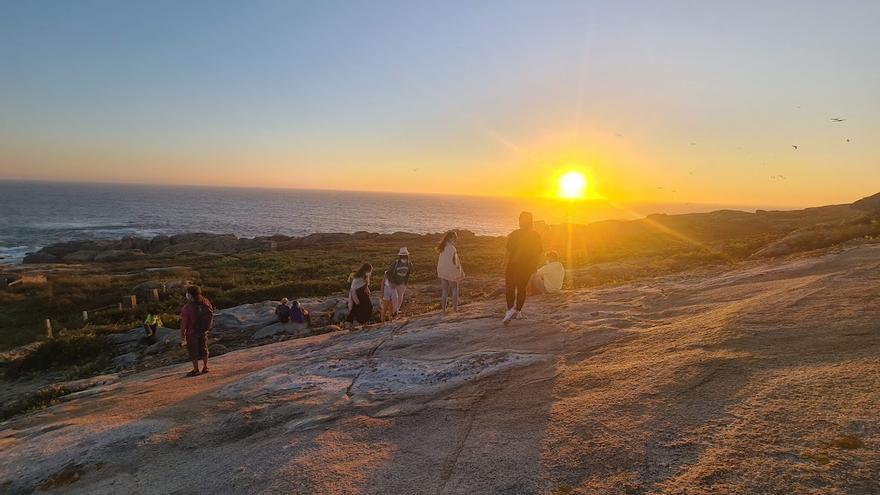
top-left (211, 301), bottom-right (281, 338)
top-left (145, 327), bottom-right (182, 355)
top-left (161, 233), bottom-right (239, 255)
top-left (118, 236), bottom-right (150, 251)
top-left (22, 252), bottom-right (59, 264)
top-left (252, 322), bottom-right (308, 340)
top-left (147, 235), bottom-right (171, 254)
top-left (112, 352), bottom-right (139, 370)
top-left (106, 327), bottom-right (147, 346)
top-left (94, 249), bottom-right (145, 262)
top-left (208, 343), bottom-right (229, 356)
top-left (62, 250), bottom-right (99, 262)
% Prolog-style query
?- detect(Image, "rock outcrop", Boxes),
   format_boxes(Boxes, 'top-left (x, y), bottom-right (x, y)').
top-left (3, 244), bottom-right (880, 493)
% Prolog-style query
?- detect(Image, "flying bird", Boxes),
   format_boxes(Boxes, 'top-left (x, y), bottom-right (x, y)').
top-left (792, 145), bottom-right (799, 150)
top-left (830, 118), bottom-right (846, 123)
top-left (846, 138), bottom-right (851, 143)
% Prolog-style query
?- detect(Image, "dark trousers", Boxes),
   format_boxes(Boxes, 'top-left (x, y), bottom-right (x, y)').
top-left (144, 323), bottom-right (158, 337)
top-left (505, 269), bottom-right (532, 311)
top-left (186, 331), bottom-right (208, 361)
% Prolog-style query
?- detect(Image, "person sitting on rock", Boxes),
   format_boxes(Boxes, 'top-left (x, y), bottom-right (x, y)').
top-left (275, 297), bottom-right (292, 323)
top-left (143, 312), bottom-right (163, 342)
top-left (384, 247), bottom-right (413, 318)
top-left (529, 250), bottom-right (565, 294)
top-left (290, 300), bottom-right (310, 325)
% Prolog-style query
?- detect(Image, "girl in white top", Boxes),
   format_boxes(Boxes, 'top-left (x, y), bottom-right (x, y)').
top-left (436, 231), bottom-right (465, 313)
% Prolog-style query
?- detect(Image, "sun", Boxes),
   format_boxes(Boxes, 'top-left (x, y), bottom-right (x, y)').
top-left (557, 170), bottom-right (587, 199)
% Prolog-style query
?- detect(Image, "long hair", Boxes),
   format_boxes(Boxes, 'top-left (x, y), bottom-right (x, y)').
top-left (437, 230), bottom-right (457, 253)
top-left (185, 285), bottom-right (204, 303)
top-left (350, 262), bottom-right (373, 281)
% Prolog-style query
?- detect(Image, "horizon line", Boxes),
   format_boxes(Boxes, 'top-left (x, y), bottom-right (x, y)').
top-left (0, 177), bottom-right (819, 213)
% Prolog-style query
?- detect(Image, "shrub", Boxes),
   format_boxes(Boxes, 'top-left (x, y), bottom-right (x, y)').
top-left (5, 332), bottom-right (112, 378)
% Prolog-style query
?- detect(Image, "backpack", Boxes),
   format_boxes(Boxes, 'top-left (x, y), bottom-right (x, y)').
top-left (193, 301), bottom-right (214, 333)
top-left (387, 260), bottom-right (411, 285)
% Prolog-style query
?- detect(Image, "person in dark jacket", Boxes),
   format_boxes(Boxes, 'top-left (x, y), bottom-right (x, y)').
top-left (275, 298), bottom-right (292, 323)
top-left (384, 247), bottom-right (413, 317)
top-left (503, 211), bottom-right (543, 325)
top-left (290, 300), bottom-right (310, 325)
top-left (346, 263), bottom-right (373, 330)
top-left (180, 285), bottom-right (214, 376)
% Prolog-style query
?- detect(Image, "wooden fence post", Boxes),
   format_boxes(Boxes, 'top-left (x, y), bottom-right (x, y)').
top-left (45, 319), bottom-right (53, 338)
top-left (82, 310), bottom-right (89, 322)
top-left (151, 288), bottom-right (160, 302)
top-left (118, 302), bottom-right (123, 311)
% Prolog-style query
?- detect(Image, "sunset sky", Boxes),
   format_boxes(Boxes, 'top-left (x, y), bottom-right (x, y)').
top-left (1, 1), bottom-right (878, 207)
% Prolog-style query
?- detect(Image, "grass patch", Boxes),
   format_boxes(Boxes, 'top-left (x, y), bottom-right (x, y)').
top-left (5, 332), bottom-right (112, 379)
top-left (0, 384), bottom-right (69, 421)
top-left (830, 434), bottom-right (865, 450)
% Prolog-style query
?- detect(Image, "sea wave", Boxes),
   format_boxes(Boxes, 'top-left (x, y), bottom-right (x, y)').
top-left (27, 222), bottom-right (135, 231)
top-left (0, 245), bottom-right (32, 264)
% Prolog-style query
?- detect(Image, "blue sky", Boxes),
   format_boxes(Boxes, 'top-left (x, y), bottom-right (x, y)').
top-left (1, 0), bottom-right (878, 205)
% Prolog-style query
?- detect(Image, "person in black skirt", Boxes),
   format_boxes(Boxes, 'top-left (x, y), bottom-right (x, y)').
top-left (345, 263), bottom-right (373, 330)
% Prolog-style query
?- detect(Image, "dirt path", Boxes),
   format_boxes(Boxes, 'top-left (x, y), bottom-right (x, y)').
top-left (2, 245), bottom-right (879, 494)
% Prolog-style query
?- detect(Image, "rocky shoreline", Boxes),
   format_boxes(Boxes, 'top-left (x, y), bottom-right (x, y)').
top-left (22, 230), bottom-right (481, 264)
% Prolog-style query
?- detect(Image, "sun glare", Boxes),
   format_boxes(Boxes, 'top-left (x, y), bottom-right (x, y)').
top-left (557, 170), bottom-right (587, 200)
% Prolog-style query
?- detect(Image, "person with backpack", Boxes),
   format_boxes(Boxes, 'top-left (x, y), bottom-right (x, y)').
top-left (503, 211), bottom-right (543, 325)
top-left (275, 297), bottom-right (292, 323)
top-left (384, 247), bottom-right (413, 317)
top-left (180, 285), bottom-right (214, 377)
top-left (436, 230), bottom-right (465, 313)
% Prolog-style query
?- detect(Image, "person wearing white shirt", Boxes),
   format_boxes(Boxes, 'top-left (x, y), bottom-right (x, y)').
top-left (436, 231), bottom-right (465, 313)
top-left (530, 251), bottom-right (565, 294)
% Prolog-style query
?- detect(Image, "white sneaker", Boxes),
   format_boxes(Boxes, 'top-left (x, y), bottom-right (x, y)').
top-left (502, 308), bottom-right (516, 325)
top-left (514, 311), bottom-right (526, 320)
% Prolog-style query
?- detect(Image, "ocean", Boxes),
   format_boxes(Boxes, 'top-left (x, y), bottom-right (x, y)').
top-left (0, 180), bottom-right (763, 263)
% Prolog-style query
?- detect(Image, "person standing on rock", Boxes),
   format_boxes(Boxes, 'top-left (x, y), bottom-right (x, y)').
top-left (385, 247), bottom-right (413, 318)
top-left (503, 211), bottom-right (543, 325)
top-left (346, 263), bottom-right (373, 330)
top-left (437, 231), bottom-right (465, 313)
top-left (180, 285), bottom-right (214, 377)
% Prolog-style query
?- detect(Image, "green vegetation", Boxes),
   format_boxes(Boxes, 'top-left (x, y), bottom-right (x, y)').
top-left (0, 384), bottom-right (70, 421)
top-left (4, 331), bottom-right (112, 378)
top-left (1, 204), bottom-right (875, 369)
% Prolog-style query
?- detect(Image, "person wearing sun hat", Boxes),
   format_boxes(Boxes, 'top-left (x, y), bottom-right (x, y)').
top-left (384, 247), bottom-right (413, 317)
